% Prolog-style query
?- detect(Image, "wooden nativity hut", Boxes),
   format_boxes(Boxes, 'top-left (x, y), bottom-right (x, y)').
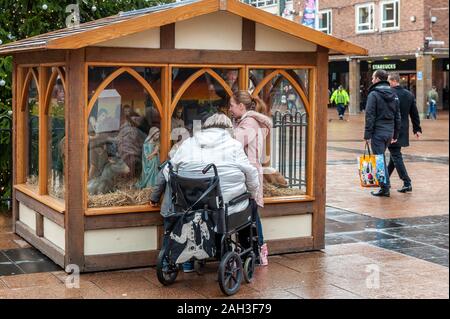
top-left (0, 0), bottom-right (367, 272)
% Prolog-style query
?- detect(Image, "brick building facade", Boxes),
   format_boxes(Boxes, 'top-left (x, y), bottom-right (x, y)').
top-left (295, 0), bottom-right (449, 115)
top-left (249, 0), bottom-right (449, 115)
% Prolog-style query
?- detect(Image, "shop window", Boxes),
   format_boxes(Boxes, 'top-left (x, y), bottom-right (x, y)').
top-left (47, 67), bottom-right (66, 200)
top-left (249, 68), bottom-right (309, 198)
top-left (23, 68), bottom-right (39, 190)
top-left (380, 0), bottom-right (399, 31)
top-left (356, 3), bottom-right (374, 33)
top-left (318, 9), bottom-right (332, 35)
top-left (87, 67), bottom-right (162, 208)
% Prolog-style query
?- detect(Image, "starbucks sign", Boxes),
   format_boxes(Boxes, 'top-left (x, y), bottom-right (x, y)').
top-left (372, 64), bottom-right (397, 70)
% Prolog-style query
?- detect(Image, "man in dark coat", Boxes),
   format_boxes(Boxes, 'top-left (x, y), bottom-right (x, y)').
top-left (364, 69), bottom-right (401, 197)
top-left (387, 73), bottom-right (422, 193)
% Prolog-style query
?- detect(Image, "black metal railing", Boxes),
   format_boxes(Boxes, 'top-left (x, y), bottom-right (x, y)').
top-left (271, 110), bottom-right (308, 190)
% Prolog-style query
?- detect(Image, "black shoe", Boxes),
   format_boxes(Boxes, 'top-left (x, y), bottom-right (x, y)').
top-left (398, 185), bottom-right (412, 193)
top-left (371, 189), bottom-right (390, 197)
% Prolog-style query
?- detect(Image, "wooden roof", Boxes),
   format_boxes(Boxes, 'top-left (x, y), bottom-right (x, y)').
top-left (0, 0), bottom-right (367, 56)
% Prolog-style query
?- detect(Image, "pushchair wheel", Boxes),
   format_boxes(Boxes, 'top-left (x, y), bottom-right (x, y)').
top-left (218, 251), bottom-right (243, 296)
top-left (243, 252), bottom-right (256, 283)
top-left (156, 248), bottom-right (179, 286)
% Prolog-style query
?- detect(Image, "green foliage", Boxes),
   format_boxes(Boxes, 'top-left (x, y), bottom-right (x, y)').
top-left (0, 0), bottom-right (174, 206)
top-left (0, 0), bottom-right (174, 113)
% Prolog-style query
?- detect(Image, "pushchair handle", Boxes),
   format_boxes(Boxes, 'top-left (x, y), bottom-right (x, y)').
top-left (158, 160), bottom-right (170, 171)
top-left (202, 163), bottom-right (218, 176)
top-left (158, 159), bottom-right (172, 170)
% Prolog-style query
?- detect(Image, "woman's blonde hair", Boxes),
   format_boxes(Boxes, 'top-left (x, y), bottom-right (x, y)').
top-left (232, 90), bottom-right (270, 116)
top-left (202, 113), bottom-right (233, 130)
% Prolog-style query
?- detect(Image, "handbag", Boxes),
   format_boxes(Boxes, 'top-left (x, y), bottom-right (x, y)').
top-left (358, 142), bottom-right (379, 187)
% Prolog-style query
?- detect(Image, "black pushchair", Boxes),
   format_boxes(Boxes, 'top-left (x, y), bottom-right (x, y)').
top-left (156, 162), bottom-right (258, 296)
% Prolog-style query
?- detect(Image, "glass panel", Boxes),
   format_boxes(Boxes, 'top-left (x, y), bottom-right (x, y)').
top-left (47, 68), bottom-right (65, 201)
top-left (25, 72), bottom-right (39, 190)
top-left (133, 67), bottom-right (162, 101)
top-left (359, 7), bottom-right (369, 24)
top-left (292, 69), bottom-right (309, 99)
top-left (87, 69), bottom-right (161, 208)
top-left (384, 3), bottom-right (394, 21)
top-left (249, 69), bottom-right (308, 197)
top-left (172, 68), bottom-right (239, 100)
top-left (171, 70), bottom-right (230, 137)
top-left (88, 66), bottom-right (118, 101)
top-left (211, 68), bottom-right (239, 94)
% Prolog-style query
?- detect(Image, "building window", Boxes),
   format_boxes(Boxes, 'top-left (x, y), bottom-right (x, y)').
top-left (249, 0), bottom-right (277, 8)
top-left (356, 3), bottom-right (374, 33)
top-left (318, 9), bottom-right (332, 35)
top-left (380, 0), bottom-right (400, 30)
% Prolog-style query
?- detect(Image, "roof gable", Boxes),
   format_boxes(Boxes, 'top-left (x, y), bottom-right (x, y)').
top-left (0, 0), bottom-right (367, 56)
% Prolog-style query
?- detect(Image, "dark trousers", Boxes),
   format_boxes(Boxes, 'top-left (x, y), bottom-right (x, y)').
top-left (337, 104), bottom-right (346, 116)
top-left (388, 145), bottom-right (411, 187)
top-left (371, 135), bottom-right (391, 189)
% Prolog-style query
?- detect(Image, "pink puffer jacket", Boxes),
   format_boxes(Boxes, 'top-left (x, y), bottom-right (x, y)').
top-left (233, 111), bottom-right (272, 208)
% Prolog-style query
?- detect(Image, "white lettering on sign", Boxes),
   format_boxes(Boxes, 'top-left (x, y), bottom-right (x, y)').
top-left (372, 64), bottom-right (397, 70)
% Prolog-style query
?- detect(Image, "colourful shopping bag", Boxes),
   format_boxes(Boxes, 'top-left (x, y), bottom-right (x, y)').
top-left (358, 142), bottom-right (379, 187)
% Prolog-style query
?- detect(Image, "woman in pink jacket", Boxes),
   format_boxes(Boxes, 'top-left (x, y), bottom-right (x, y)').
top-left (229, 90), bottom-right (272, 266)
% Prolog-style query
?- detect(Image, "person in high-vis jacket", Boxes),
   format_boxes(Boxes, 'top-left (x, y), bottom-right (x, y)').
top-left (330, 85), bottom-right (350, 120)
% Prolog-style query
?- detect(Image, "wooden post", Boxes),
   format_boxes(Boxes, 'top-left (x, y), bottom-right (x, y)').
top-left (38, 66), bottom-right (49, 195)
top-left (160, 66), bottom-right (170, 162)
top-left (65, 49), bottom-right (86, 271)
top-left (312, 46), bottom-right (328, 250)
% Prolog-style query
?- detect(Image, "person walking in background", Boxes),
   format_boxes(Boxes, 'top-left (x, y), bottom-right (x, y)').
top-left (387, 73), bottom-right (422, 193)
top-left (364, 69), bottom-right (401, 197)
top-left (330, 85), bottom-right (350, 120)
top-left (427, 86), bottom-right (439, 120)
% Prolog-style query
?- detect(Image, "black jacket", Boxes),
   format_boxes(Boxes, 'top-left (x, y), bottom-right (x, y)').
top-left (389, 85), bottom-right (422, 147)
top-left (364, 81), bottom-right (401, 140)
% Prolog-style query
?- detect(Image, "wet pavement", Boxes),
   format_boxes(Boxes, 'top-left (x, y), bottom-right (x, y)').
top-left (0, 109), bottom-right (448, 298)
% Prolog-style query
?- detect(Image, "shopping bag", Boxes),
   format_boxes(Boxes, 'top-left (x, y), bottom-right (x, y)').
top-left (358, 142), bottom-right (379, 187)
top-left (375, 153), bottom-right (386, 185)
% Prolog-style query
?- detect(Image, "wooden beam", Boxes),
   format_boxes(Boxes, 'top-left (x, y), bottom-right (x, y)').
top-left (161, 65), bottom-right (170, 162)
top-left (47, 0), bottom-right (219, 49)
top-left (267, 236), bottom-right (314, 255)
top-left (65, 48), bottom-right (86, 270)
top-left (16, 190), bottom-right (65, 227)
top-left (36, 212), bottom-right (44, 237)
top-left (86, 47), bottom-right (317, 66)
top-left (14, 50), bottom-right (66, 65)
top-left (85, 212), bottom-right (162, 230)
top-left (160, 23), bottom-right (175, 49)
top-left (311, 46), bottom-right (328, 250)
top-left (259, 202), bottom-right (313, 218)
top-left (241, 18), bottom-right (255, 51)
top-left (16, 221), bottom-right (65, 268)
top-left (84, 250), bottom-right (159, 272)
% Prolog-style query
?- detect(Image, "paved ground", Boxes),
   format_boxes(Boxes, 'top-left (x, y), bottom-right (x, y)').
top-left (0, 109), bottom-right (448, 299)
